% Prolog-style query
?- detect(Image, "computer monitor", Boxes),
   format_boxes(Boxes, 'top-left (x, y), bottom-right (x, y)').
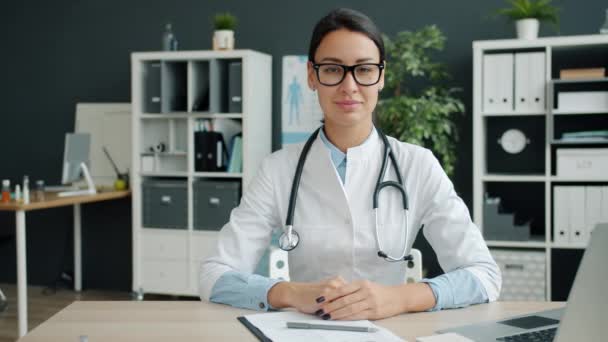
top-left (59, 133), bottom-right (97, 197)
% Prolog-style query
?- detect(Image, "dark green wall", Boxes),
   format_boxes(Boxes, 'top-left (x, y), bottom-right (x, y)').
top-left (0, 0), bottom-right (605, 290)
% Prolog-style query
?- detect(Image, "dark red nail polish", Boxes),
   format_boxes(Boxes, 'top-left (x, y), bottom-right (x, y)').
top-left (314, 309), bottom-right (324, 316)
top-left (316, 296), bottom-right (325, 303)
top-left (322, 313), bottom-right (331, 320)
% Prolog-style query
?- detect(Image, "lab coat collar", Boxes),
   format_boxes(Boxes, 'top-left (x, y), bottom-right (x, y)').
top-left (345, 126), bottom-right (380, 162)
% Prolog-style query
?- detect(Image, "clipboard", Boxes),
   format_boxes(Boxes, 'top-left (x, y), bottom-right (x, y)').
top-left (237, 316), bottom-right (273, 342)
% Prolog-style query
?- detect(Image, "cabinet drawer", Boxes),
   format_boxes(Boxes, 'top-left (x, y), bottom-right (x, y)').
top-left (191, 232), bottom-right (219, 262)
top-left (141, 231), bottom-right (188, 259)
top-left (491, 249), bottom-right (546, 301)
top-left (141, 259), bottom-right (189, 294)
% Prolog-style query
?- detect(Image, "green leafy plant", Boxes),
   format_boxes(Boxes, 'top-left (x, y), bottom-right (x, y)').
top-left (376, 25), bottom-right (464, 177)
top-left (213, 12), bottom-right (237, 31)
top-left (497, 0), bottom-right (560, 27)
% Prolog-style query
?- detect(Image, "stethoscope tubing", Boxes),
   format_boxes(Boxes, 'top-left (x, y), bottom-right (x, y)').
top-left (280, 125), bottom-right (412, 262)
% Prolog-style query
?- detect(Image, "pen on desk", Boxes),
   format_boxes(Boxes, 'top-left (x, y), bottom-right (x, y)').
top-left (286, 321), bottom-right (378, 333)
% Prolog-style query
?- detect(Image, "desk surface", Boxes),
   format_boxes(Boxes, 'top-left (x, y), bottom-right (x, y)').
top-left (0, 190), bottom-right (130, 212)
top-left (19, 301), bottom-right (565, 342)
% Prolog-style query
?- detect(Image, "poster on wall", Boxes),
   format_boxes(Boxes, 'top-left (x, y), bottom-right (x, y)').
top-left (281, 55), bottom-right (323, 146)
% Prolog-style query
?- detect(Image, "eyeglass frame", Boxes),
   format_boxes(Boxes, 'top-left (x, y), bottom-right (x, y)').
top-left (312, 62), bottom-right (385, 86)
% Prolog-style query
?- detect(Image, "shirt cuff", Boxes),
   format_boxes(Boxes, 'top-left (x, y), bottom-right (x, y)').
top-left (209, 271), bottom-right (285, 311)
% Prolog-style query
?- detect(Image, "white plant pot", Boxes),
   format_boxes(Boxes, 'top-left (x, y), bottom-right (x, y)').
top-left (213, 30), bottom-right (235, 50)
top-left (516, 19), bottom-right (540, 40)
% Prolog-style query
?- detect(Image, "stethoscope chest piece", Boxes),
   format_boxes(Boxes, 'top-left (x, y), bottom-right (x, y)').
top-left (278, 225), bottom-right (300, 251)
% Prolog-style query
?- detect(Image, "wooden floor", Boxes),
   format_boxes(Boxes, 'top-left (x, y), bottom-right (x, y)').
top-left (0, 283), bottom-right (194, 342)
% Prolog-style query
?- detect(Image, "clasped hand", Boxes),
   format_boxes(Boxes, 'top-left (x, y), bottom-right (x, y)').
top-left (290, 276), bottom-right (408, 321)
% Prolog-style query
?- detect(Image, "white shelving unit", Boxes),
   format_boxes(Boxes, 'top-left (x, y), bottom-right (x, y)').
top-left (131, 50), bottom-right (272, 297)
top-left (472, 35), bottom-right (608, 301)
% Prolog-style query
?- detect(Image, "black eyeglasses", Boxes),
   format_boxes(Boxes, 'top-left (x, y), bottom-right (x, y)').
top-left (313, 63), bottom-right (384, 86)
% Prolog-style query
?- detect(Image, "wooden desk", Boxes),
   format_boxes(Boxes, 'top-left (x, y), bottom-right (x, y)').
top-left (0, 190), bottom-right (130, 338)
top-left (18, 301), bottom-right (565, 341)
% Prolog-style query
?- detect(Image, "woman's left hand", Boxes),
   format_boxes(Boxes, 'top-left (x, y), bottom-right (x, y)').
top-left (318, 280), bottom-right (435, 320)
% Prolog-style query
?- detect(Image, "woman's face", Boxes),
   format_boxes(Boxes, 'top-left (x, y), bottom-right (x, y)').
top-left (308, 28), bottom-right (384, 129)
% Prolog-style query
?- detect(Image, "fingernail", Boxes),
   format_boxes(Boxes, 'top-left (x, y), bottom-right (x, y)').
top-left (314, 309), bottom-right (324, 316)
top-left (315, 296), bottom-right (325, 303)
top-left (322, 313), bottom-right (331, 320)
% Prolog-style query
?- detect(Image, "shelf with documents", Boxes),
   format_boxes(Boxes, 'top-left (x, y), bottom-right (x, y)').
top-left (481, 111), bottom-right (546, 116)
top-left (551, 77), bottom-right (608, 85)
top-left (131, 50), bottom-right (271, 297)
top-left (192, 172), bottom-right (243, 178)
top-left (550, 244), bottom-right (586, 249)
top-left (482, 174), bottom-right (546, 182)
top-left (473, 34), bottom-right (608, 301)
top-left (550, 139), bottom-right (608, 145)
top-left (551, 110), bottom-right (608, 115)
top-left (486, 240), bottom-right (547, 248)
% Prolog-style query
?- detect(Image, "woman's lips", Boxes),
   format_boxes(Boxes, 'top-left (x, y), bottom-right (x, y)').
top-left (335, 100), bottom-right (362, 110)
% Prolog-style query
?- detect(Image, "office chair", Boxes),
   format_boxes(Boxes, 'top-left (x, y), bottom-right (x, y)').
top-left (268, 246), bottom-right (423, 283)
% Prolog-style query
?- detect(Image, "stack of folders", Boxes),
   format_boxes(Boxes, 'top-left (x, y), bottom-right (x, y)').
top-left (554, 186), bottom-right (608, 247)
top-left (559, 67), bottom-right (606, 80)
top-left (561, 130), bottom-right (608, 142)
top-left (227, 134), bottom-right (242, 173)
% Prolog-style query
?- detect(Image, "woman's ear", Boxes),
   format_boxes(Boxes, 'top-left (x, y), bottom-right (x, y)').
top-left (307, 61), bottom-right (316, 91)
top-left (378, 60), bottom-right (386, 91)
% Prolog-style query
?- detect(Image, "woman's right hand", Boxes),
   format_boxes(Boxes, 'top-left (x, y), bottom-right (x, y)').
top-left (268, 276), bottom-right (347, 314)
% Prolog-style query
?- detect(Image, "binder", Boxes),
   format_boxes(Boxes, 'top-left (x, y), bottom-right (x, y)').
top-left (553, 186), bottom-right (569, 244)
top-left (194, 131), bottom-right (228, 172)
top-left (144, 62), bottom-right (162, 113)
top-left (483, 53), bottom-right (513, 112)
top-left (568, 186), bottom-right (586, 245)
top-left (210, 60), bottom-right (228, 113)
top-left (515, 52), bottom-right (545, 112)
top-left (228, 61), bottom-right (242, 113)
top-left (228, 136), bottom-right (242, 173)
top-left (585, 186), bottom-right (602, 244)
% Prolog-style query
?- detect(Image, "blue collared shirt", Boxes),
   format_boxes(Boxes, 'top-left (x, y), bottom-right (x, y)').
top-left (208, 129), bottom-right (488, 311)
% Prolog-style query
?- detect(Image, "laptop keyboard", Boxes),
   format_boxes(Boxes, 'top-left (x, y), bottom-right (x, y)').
top-left (496, 327), bottom-right (557, 341)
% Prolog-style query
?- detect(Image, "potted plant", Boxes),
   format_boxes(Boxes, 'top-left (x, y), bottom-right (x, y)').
top-left (376, 26), bottom-right (464, 178)
top-left (497, 0), bottom-right (559, 40)
top-left (213, 12), bottom-right (237, 50)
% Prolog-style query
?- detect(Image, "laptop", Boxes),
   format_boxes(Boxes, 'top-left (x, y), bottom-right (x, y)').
top-left (438, 223), bottom-right (607, 341)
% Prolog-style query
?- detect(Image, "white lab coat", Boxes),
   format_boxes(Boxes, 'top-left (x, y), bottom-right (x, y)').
top-left (199, 129), bottom-right (501, 302)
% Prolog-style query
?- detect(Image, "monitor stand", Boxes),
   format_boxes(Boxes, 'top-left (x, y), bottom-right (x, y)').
top-left (58, 162), bottom-right (97, 197)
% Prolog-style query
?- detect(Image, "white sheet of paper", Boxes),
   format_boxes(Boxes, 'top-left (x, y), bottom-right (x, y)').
top-left (244, 311), bottom-right (405, 342)
top-left (416, 332), bottom-right (474, 342)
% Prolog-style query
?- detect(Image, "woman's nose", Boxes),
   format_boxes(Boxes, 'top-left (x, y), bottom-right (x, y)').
top-left (339, 70), bottom-right (358, 93)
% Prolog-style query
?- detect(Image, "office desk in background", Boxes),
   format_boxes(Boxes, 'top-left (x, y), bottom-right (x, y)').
top-left (18, 301), bottom-right (564, 341)
top-left (0, 190), bottom-right (131, 338)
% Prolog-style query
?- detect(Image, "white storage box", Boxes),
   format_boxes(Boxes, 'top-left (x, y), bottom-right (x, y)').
top-left (556, 148), bottom-right (608, 179)
top-left (490, 249), bottom-right (546, 301)
top-left (557, 91), bottom-right (608, 112)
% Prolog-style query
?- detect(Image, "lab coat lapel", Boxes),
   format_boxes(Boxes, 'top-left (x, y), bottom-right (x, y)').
top-left (293, 133), bottom-right (350, 226)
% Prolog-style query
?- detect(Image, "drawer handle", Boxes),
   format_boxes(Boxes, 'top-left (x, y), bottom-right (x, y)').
top-left (161, 196), bottom-right (172, 205)
top-left (505, 264), bottom-right (524, 270)
top-left (209, 197), bottom-right (220, 207)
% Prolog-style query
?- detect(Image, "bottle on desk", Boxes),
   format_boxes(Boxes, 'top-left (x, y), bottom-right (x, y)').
top-left (23, 175), bottom-right (30, 204)
top-left (1, 180), bottom-right (10, 203)
top-left (15, 184), bottom-right (22, 203)
top-left (35, 180), bottom-right (45, 201)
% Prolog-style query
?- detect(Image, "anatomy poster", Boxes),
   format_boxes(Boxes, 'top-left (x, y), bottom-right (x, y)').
top-left (281, 55), bottom-right (323, 146)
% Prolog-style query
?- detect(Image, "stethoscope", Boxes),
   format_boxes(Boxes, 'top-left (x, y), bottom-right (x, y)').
top-left (278, 126), bottom-right (413, 262)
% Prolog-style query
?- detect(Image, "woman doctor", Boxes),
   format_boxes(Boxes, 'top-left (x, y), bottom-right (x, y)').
top-left (200, 8), bottom-right (501, 321)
